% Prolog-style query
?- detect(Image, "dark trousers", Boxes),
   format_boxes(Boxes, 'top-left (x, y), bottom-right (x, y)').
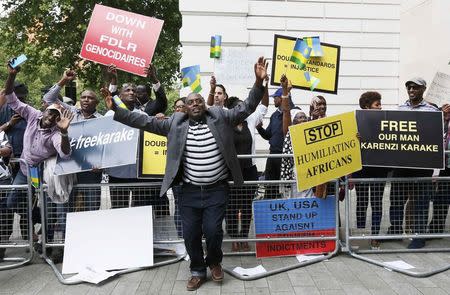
top-left (389, 169), bottom-right (432, 234)
top-left (180, 182), bottom-right (228, 276)
top-left (355, 183), bottom-right (383, 234)
top-left (264, 153), bottom-right (281, 199)
top-left (171, 185), bottom-right (183, 238)
top-left (226, 165), bottom-right (257, 238)
top-left (429, 168), bottom-right (450, 233)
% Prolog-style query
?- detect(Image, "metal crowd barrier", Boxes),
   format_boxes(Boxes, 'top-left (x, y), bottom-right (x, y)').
top-left (222, 179), bottom-right (341, 280)
top-left (344, 176), bottom-right (450, 277)
top-left (40, 182), bottom-right (186, 285)
top-left (0, 159), bottom-right (34, 271)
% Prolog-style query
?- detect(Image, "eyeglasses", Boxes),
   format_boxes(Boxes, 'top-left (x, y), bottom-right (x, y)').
top-left (174, 104), bottom-right (185, 110)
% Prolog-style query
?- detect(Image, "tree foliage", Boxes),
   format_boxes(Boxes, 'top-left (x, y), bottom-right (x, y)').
top-left (0, 0), bottom-right (181, 108)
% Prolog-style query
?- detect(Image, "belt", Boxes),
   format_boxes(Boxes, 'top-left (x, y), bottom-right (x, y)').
top-left (182, 179), bottom-right (228, 190)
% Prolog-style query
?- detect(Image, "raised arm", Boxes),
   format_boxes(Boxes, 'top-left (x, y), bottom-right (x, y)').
top-left (207, 76), bottom-right (216, 106)
top-left (4, 63), bottom-right (39, 121)
top-left (144, 64), bottom-right (167, 115)
top-left (100, 87), bottom-right (171, 136)
top-left (43, 69), bottom-right (76, 105)
top-left (280, 74), bottom-right (293, 136)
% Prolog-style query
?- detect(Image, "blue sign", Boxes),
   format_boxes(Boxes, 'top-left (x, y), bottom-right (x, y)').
top-left (253, 197), bottom-right (336, 235)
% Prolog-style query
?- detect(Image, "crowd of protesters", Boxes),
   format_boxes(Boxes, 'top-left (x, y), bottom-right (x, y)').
top-left (1, 55), bottom-right (450, 291)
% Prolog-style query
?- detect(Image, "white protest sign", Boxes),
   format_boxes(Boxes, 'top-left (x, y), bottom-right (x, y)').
top-left (215, 47), bottom-right (264, 88)
top-left (62, 206), bottom-right (153, 274)
top-left (426, 72), bottom-right (450, 106)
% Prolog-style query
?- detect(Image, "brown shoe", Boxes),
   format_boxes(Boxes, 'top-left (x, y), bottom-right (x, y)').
top-left (186, 276), bottom-right (206, 291)
top-left (231, 242), bottom-right (240, 252)
top-left (209, 264), bottom-right (224, 282)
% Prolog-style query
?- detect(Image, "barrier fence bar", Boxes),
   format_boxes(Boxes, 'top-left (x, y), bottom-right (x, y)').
top-left (0, 159), bottom-right (34, 271)
top-left (40, 182), bottom-right (186, 285)
top-left (223, 179), bottom-right (341, 280)
top-left (345, 176), bottom-right (450, 277)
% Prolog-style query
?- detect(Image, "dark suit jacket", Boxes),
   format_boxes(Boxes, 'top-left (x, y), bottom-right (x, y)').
top-left (114, 83), bottom-right (265, 197)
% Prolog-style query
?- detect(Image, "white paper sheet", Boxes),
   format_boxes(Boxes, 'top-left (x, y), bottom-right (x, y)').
top-left (62, 206), bottom-right (153, 274)
top-left (296, 254), bottom-right (325, 263)
top-left (65, 266), bottom-right (121, 284)
top-left (384, 260), bottom-right (415, 270)
top-left (233, 265), bottom-right (267, 276)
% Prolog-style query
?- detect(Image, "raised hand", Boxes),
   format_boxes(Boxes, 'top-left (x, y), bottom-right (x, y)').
top-left (107, 64), bottom-right (118, 85)
top-left (280, 74), bottom-right (292, 96)
top-left (210, 76), bottom-right (217, 91)
top-left (57, 109), bottom-right (74, 134)
top-left (63, 69), bottom-right (76, 81)
top-left (254, 56), bottom-right (268, 83)
top-left (100, 87), bottom-right (114, 110)
top-left (6, 63), bottom-right (20, 75)
top-left (144, 64), bottom-right (159, 84)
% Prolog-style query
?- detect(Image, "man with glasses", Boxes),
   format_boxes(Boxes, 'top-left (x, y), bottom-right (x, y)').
top-left (388, 77), bottom-right (438, 249)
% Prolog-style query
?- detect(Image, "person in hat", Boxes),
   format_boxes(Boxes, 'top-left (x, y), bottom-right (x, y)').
top-left (1, 63), bottom-right (74, 261)
top-left (387, 77), bottom-right (439, 249)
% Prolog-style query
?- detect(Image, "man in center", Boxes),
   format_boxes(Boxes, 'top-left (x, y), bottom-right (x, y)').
top-left (101, 57), bottom-right (268, 291)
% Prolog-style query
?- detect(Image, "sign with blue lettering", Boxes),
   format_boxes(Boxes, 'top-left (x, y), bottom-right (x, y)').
top-left (253, 197), bottom-right (336, 258)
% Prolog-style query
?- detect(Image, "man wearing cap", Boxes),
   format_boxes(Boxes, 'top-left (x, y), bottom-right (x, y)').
top-left (387, 77), bottom-right (438, 249)
top-left (1, 63), bottom-right (74, 256)
top-left (43, 70), bottom-right (104, 212)
top-left (256, 87), bottom-right (293, 199)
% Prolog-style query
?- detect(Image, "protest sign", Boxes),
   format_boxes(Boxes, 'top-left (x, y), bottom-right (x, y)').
top-left (289, 112), bottom-right (361, 191)
top-left (425, 72), bottom-right (450, 106)
top-left (80, 4), bottom-right (164, 76)
top-left (271, 34), bottom-right (340, 94)
top-left (215, 47), bottom-right (264, 87)
top-left (253, 197), bottom-right (336, 258)
top-left (138, 131), bottom-right (167, 178)
top-left (62, 206), bottom-right (153, 274)
top-left (356, 110), bottom-right (444, 169)
top-left (55, 116), bottom-right (139, 175)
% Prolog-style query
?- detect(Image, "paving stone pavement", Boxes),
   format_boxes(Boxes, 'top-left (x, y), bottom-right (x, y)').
top-left (2, 246), bottom-right (450, 295)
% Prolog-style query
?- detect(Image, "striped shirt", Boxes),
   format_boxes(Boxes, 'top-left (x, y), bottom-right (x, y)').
top-left (182, 121), bottom-right (228, 185)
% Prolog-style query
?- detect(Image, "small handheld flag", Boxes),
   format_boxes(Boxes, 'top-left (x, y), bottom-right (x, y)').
top-left (304, 36), bottom-right (323, 57)
top-left (210, 35), bottom-right (222, 58)
top-left (29, 166), bottom-right (39, 189)
top-left (181, 65), bottom-right (202, 93)
top-left (290, 39), bottom-right (312, 70)
top-left (304, 72), bottom-right (320, 91)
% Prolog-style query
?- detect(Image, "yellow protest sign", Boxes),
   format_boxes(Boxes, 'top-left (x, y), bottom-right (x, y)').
top-left (271, 34), bottom-right (340, 94)
top-left (138, 131), bottom-right (167, 177)
top-left (289, 112), bottom-right (361, 191)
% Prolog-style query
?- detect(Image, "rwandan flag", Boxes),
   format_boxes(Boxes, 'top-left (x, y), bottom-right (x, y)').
top-left (304, 72), bottom-right (320, 91)
top-left (181, 65), bottom-right (202, 93)
top-left (290, 39), bottom-right (312, 70)
top-left (29, 166), bottom-right (39, 189)
top-left (210, 35), bottom-right (222, 58)
top-left (112, 95), bottom-right (127, 109)
top-left (304, 36), bottom-right (323, 57)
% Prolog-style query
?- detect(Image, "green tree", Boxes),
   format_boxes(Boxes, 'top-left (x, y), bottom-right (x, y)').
top-left (0, 0), bottom-right (181, 109)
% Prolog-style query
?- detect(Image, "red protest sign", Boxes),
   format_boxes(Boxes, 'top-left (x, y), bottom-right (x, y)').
top-left (80, 4), bottom-right (163, 77)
